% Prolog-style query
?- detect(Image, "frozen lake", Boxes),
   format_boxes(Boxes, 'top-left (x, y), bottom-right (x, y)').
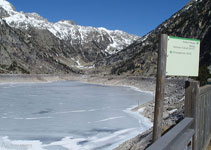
top-left (0, 81), bottom-right (152, 150)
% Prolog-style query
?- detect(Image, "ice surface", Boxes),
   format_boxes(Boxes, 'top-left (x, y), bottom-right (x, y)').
top-left (0, 81), bottom-right (152, 150)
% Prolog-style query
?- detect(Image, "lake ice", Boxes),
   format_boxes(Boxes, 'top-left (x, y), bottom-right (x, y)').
top-left (0, 81), bottom-right (152, 150)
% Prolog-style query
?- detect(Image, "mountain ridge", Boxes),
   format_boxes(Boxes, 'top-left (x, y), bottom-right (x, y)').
top-left (102, 0), bottom-right (211, 78)
top-left (0, 0), bottom-right (139, 74)
top-left (0, 0), bottom-right (139, 55)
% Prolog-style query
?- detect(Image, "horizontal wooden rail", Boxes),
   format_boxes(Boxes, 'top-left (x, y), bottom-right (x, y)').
top-left (147, 117), bottom-right (194, 150)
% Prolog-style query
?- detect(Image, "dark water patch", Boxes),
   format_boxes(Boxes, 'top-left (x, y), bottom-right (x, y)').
top-left (77, 140), bottom-right (89, 145)
top-left (33, 108), bottom-right (52, 115)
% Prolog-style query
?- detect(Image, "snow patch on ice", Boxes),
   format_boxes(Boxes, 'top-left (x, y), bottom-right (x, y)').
top-left (0, 127), bottom-right (145, 150)
top-left (138, 107), bottom-right (145, 113)
top-left (124, 105), bottom-right (152, 130)
top-left (14, 116), bottom-right (53, 120)
top-left (122, 85), bottom-right (154, 96)
top-left (46, 137), bottom-right (85, 150)
top-left (54, 110), bottom-right (87, 114)
top-left (94, 116), bottom-right (125, 123)
top-left (54, 107), bottom-right (111, 115)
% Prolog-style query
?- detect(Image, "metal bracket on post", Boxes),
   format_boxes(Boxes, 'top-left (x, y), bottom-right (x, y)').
top-left (152, 34), bottom-right (168, 142)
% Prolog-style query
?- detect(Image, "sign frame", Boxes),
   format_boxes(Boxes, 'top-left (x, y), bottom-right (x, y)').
top-left (166, 36), bottom-right (200, 77)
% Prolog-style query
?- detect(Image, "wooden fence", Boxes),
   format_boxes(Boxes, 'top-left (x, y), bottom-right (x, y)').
top-left (147, 81), bottom-right (211, 150)
top-left (185, 81), bottom-right (211, 150)
top-left (147, 117), bottom-right (194, 150)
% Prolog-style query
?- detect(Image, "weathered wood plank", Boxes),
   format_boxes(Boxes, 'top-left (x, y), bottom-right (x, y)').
top-left (147, 118), bottom-right (194, 150)
top-left (185, 81), bottom-right (200, 150)
top-left (152, 34), bottom-right (168, 142)
top-left (185, 82), bottom-right (211, 150)
top-left (200, 85), bottom-right (211, 96)
top-left (199, 85), bottom-right (211, 150)
top-left (170, 129), bottom-right (194, 150)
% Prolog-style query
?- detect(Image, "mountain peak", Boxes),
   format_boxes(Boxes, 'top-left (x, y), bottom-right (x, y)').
top-left (57, 20), bottom-right (77, 26)
top-left (0, 0), bottom-right (16, 15)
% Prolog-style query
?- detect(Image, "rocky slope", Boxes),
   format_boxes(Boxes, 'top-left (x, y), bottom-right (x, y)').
top-left (0, 0), bottom-right (139, 74)
top-left (0, 19), bottom-right (83, 74)
top-left (102, 0), bottom-right (211, 77)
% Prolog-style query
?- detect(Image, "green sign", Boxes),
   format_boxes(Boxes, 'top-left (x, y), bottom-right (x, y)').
top-left (166, 36), bottom-right (200, 76)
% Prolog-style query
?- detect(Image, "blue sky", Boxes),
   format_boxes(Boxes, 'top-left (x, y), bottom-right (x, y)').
top-left (9, 0), bottom-right (189, 36)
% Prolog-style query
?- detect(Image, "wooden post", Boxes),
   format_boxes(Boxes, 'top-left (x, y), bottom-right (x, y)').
top-left (152, 34), bottom-right (168, 142)
top-left (184, 81), bottom-right (200, 118)
top-left (185, 80), bottom-right (200, 150)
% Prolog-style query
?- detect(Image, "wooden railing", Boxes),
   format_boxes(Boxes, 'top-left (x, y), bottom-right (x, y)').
top-left (147, 81), bottom-right (211, 150)
top-left (185, 81), bottom-right (211, 150)
top-left (147, 117), bottom-right (194, 150)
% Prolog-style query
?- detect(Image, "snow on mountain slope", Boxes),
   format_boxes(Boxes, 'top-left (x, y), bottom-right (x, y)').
top-left (0, 0), bottom-right (139, 55)
top-left (0, 0), bottom-right (15, 14)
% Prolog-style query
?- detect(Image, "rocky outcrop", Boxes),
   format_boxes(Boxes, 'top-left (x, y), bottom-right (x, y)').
top-left (0, 7), bottom-right (9, 18)
top-left (103, 0), bottom-right (211, 77)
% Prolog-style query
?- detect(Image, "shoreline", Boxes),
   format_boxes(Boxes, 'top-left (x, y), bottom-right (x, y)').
top-left (63, 74), bottom-right (185, 149)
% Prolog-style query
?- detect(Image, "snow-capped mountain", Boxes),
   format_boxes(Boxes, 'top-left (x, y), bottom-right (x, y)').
top-left (0, 0), bottom-right (140, 74)
top-left (0, 0), bottom-right (139, 55)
